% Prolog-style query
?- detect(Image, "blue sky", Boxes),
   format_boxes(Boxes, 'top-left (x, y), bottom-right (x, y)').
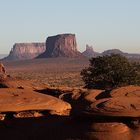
top-left (0, 0), bottom-right (140, 54)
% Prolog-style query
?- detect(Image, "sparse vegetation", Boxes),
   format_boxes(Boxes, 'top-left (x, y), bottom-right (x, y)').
top-left (81, 54), bottom-right (140, 90)
top-left (6, 58), bottom-right (88, 87)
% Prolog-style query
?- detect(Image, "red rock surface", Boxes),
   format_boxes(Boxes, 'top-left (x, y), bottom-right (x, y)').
top-left (87, 97), bottom-right (140, 117)
top-left (110, 85), bottom-right (140, 97)
top-left (0, 88), bottom-right (71, 115)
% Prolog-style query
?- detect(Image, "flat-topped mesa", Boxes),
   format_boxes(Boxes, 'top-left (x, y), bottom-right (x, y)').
top-left (37, 34), bottom-right (83, 58)
top-left (4, 43), bottom-right (46, 61)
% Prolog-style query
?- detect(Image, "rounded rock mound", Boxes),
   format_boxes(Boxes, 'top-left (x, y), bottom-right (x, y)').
top-left (0, 88), bottom-right (71, 117)
top-left (59, 88), bottom-right (104, 116)
top-left (86, 122), bottom-right (130, 140)
top-left (85, 97), bottom-right (140, 117)
top-left (110, 85), bottom-right (140, 98)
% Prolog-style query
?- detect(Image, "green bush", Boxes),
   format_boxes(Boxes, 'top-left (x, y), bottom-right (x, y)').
top-left (81, 54), bottom-right (140, 90)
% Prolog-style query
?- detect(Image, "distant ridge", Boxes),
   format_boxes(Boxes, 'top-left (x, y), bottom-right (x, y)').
top-left (2, 33), bottom-right (140, 61)
top-left (82, 47), bottom-right (140, 59)
top-left (102, 49), bottom-right (140, 59)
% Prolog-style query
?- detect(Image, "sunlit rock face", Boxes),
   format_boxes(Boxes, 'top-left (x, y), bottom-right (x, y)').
top-left (4, 43), bottom-right (46, 61)
top-left (37, 34), bottom-right (83, 58)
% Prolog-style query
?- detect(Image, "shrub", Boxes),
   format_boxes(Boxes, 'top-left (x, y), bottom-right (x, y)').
top-left (81, 54), bottom-right (140, 90)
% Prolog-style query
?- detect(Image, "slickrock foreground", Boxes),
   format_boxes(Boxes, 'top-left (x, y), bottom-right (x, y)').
top-left (110, 85), bottom-right (140, 97)
top-left (0, 74), bottom-right (140, 140)
top-left (0, 88), bottom-right (71, 115)
top-left (86, 97), bottom-right (140, 117)
top-left (0, 75), bottom-right (71, 120)
top-left (55, 85), bottom-right (140, 140)
top-left (83, 85), bottom-right (140, 117)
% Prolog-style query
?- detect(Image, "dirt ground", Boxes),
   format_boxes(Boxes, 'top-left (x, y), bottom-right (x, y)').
top-left (4, 58), bottom-right (89, 87)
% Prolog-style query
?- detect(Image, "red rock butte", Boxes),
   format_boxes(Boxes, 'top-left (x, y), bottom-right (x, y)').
top-left (3, 43), bottom-right (46, 61)
top-left (37, 33), bottom-right (83, 58)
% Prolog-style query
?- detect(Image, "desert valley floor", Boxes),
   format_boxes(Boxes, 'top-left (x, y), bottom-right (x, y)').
top-left (5, 58), bottom-right (89, 87)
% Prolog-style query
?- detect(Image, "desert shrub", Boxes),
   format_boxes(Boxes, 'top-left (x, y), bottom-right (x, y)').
top-left (81, 54), bottom-right (140, 90)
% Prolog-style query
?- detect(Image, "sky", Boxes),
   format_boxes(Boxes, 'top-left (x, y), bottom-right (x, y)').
top-left (0, 0), bottom-right (140, 54)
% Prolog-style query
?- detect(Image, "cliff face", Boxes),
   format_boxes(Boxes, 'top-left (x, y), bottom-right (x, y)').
top-left (4, 43), bottom-right (46, 61)
top-left (82, 45), bottom-right (101, 58)
top-left (37, 34), bottom-right (83, 58)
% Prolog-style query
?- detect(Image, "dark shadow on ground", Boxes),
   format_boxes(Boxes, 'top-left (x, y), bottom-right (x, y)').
top-left (0, 113), bottom-right (137, 140)
top-left (0, 116), bottom-right (89, 140)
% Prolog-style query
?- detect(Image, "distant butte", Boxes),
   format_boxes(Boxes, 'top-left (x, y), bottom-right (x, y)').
top-left (37, 34), bottom-right (83, 58)
top-left (2, 33), bottom-right (140, 61)
top-left (3, 43), bottom-right (46, 61)
top-left (82, 44), bottom-right (101, 58)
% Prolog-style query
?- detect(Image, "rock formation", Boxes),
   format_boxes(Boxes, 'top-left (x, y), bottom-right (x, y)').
top-left (4, 43), bottom-right (46, 61)
top-left (102, 49), bottom-right (124, 56)
top-left (0, 88), bottom-right (71, 116)
top-left (0, 75), bottom-right (71, 117)
top-left (0, 76), bottom-right (140, 139)
top-left (37, 34), bottom-right (83, 58)
top-left (0, 62), bottom-right (6, 75)
top-left (83, 47), bottom-right (140, 59)
top-left (58, 85), bottom-right (140, 139)
top-left (102, 49), bottom-right (140, 59)
top-left (82, 44), bottom-right (101, 58)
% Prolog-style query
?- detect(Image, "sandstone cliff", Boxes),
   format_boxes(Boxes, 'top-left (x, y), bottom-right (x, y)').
top-left (37, 34), bottom-right (83, 58)
top-left (4, 43), bottom-right (46, 61)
